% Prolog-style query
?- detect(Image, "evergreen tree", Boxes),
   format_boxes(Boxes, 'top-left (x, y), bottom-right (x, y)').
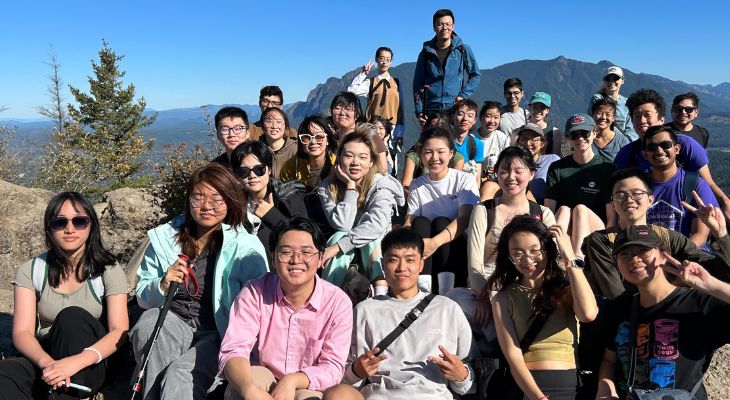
top-left (39, 40), bottom-right (156, 192)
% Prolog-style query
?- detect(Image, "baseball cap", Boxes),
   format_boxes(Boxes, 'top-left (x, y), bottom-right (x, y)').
top-left (514, 123), bottom-right (545, 139)
top-left (529, 92), bottom-right (552, 107)
top-left (605, 66), bottom-right (624, 78)
top-left (565, 113), bottom-right (596, 134)
top-left (612, 225), bottom-right (664, 257)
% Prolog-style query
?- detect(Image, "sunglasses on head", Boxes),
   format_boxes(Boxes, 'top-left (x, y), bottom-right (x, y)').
top-left (645, 140), bottom-right (674, 152)
top-left (672, 106), bottom-right (697, 114)
top-left (235, 164), bottom-right (267, 179)
top-left (50, 216), bottom-right (91, 231)
top-left (567, 130), bottom-right (592, 140)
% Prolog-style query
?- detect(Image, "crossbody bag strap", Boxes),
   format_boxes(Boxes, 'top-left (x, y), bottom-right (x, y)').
top-left (626, 293), bottom-right (640, 392)
top-left (519, 295), bottom-right (555, 353)
top-left (374, 293), bottom-right (437, 356)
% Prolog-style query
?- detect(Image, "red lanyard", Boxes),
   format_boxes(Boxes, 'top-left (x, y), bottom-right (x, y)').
top-left (178, 254), bottom-right (199, 298)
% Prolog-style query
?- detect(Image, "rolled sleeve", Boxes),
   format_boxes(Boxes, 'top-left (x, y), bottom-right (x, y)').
top-left (299, 295), bottom-right (353, 390)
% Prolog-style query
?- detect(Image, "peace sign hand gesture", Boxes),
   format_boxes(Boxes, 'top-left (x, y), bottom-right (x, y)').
top-left (661, 251), bottom-right (715, 292)
top-left (427, 345), bottom-right (469, 382)
top-left (363, 60), bottom-right (374, 75)
top-left (682, 190), bottom-right (727, 239)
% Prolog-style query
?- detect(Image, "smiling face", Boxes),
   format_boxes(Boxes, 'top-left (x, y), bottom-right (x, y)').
top-left (262, 110), bottom-right (287, 142)
top-left (517, 133), bottom-right (545, 157)
top-left (420, 137), bottom-right (453, 179)
top-left (480, 107), bottom-right (501, 134)
top-left (593, 104), bottom-right (616, 132)
top-left (259, 95), bottom-right (283, 112)
top-left (274, 230), bottom-right (321, 292)
top-left (383, 246), bottom-right (424, 296)
top-left (433, 15), bottom-right (454, 41)
top-left (497, 157), bottom-right (535, 196)
top-left (602, 74), bottom-right (624, 95)
top-left (671, 99), bottom-right (699, 128)
top-left (189, 182), bottom-right (228, 231)
top-left (217, 116), bottom-right (249, 153)
top-left (632, 103), bottom-right (664, 135)
top-left (567, 129), bottom-right (595, 152)
top-left (376, 49), bottom-right (392, 74)
top-left (51, 200), bottom-right (91, 257)
top-left (611, 177), bottom-right (653, 225)
top-left (615, 245), bottom-right (662, 286)
top-left (528, 103), bottom-right (550, 123)
top-left (643, 131), bottom-right (679, 170)
top-left (339, 140), bottom-right (374, 184)
top-left (302, 123), bottom-right (328, 159)
top-left (504, 86), bottom-right (523, 108)
top-left (239, 154), bottom-right (269, 196)
top-left (508, 231), bottom-right (546, 281)
top-left (373, 121), bottom-right (388, 141)
top-left (453, 105), bottom-right (477, 136)
top-left (331, 103), bottom-right (357, 132)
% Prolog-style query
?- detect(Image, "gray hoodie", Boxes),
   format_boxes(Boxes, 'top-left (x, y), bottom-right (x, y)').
top-left (317, 174), bottom-right (405, 253)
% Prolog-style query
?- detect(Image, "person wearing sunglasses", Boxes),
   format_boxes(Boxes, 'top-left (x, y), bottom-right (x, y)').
top-left (280, 115), bottom-right (338, 192)
top-left (211, 106), bottom-right (251, 168)
top-left (220, 217), bottom-right (353, 400)
top-left (589, 65), bottom-right (637, 141)
top-left (231, 140), bottom-right (308, 265)
top-left (0, 192), bottom-right (128, 399)
top-left (545, 114), bottom-right (617, 259)
top-left (669, 92), bottom-right (709, 148)
top-left (487, 215), bottom-right (597, 400)
top-left (642, 125), bottom-right (718, 251)
top-left (259, 107), bottom-right (298, 180)
top-left (131, 163), bottom-right (268, 399)
top-left (317, 127), bottom-right (404, 291)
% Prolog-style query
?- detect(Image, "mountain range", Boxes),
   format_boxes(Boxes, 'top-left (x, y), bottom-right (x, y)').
top-left (6, 56), bottom-right (730, 155)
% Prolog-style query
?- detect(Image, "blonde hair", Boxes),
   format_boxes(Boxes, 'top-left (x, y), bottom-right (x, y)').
top-left (328, 125), bottom-right (380, 208)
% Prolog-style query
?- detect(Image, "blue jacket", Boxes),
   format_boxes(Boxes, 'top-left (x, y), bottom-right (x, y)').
top-left (413, 34), bottom-right (480, 113)
top-left (135, 215), bottom-right (269, 336)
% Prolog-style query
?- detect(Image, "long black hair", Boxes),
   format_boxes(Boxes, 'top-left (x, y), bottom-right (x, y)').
top-left (485, 215), bottom-right (570, 311)
top-left (44, 192), bottom-right (115, 287)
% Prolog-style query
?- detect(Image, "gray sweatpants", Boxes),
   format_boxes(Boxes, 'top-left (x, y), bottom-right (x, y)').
top-left (130, 308), bottom-right (220, 400)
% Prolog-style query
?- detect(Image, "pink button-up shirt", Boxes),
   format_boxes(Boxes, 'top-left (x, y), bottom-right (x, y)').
top-left (219, 272), bottom-right (353, 391)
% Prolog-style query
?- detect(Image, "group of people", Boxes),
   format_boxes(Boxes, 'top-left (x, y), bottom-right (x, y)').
top-left (1, 7), bottom-right (729, 400)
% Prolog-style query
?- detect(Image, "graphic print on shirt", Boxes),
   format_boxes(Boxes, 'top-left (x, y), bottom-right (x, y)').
top-left (647, 201), bottom-right (684, 232)
top-left (615, 318), bottom-right (681, 390)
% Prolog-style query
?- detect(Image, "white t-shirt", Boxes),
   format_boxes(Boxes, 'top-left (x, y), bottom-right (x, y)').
top-left (407, 168), bottom-right (479, 220)
top-left (477, 129), bottom-right (510, 169)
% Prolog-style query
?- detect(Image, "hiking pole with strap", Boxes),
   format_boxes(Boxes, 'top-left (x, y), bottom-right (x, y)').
top-left (130, 254), bottom-right (189, 399)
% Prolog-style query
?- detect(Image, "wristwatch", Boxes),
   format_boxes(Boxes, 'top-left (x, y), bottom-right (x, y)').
top-left (569, 258), bottom-right (585, 270)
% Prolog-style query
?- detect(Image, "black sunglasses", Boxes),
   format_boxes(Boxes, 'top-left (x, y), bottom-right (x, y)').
top-left (603, 74), bottom-right (621, 82)
top-left (645, 140), bottom-right (674, 152)
top-left (235, 164), bottom-right (267, 179)
top-left (50, 216), bottom-right (91, 231)
top-left (567, 130), bottom-right (592, 140)
top-left (672, 106), bottom-right (697, 114)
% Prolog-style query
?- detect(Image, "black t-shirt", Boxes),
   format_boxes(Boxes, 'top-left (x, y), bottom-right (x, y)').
top-left (604, 287), bottom-right (730, 398)
top-left (670, 123), bottom-right (709, 148)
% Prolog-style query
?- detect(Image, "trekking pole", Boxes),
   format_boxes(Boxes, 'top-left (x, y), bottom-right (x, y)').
top-left (130, 254), bottom-right (189, 400)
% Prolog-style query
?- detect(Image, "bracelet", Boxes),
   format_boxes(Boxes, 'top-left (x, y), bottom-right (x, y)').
top-left (83, 347), bottom-right (103, 364)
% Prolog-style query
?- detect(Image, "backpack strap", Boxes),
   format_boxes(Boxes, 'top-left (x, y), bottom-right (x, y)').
top-left (374, 293), bottom-right (437, 356)
top-left (31, 254), bottom-right (48, 296)
top-left (368, 76), bottom-right (376, 98)
top-left (467, 134), bottom-right (477, 161)
top-left (528, 201), bottom-right (543, 220)
top-left (628, 141), bottom-right (641, 167)
top-left (483, 199), bottom-right (497, 237)
top-left (88, 275), bottom-right (105, 305)
top-left (456, 44), bottom-right (468, 91)
top-left (519, 296), bottom-right (555, 353)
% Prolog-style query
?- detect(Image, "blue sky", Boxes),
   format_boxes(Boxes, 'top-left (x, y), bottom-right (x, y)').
top-left (1, 0), bottom-right (729, 119)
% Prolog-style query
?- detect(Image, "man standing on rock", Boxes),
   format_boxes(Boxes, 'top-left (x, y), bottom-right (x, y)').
top-left (413, 9), bottom-right (480, 126)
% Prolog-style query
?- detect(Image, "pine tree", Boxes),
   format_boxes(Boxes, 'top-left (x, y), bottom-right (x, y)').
top-left (39, 40), bottom-right (156, 192)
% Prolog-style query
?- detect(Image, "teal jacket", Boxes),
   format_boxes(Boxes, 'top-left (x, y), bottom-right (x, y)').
top-left (135, 215), bottom-right (269, 336)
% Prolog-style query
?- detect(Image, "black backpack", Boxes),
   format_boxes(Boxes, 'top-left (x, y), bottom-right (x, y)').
top-left (482, 198), bottom-right (543, 231)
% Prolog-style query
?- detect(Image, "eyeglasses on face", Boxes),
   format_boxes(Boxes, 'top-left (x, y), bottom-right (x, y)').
top-left (189, 195), bottom-right (226, 210)
top-left (235, 164), bottom-right (267, 179)
top-left (645, 140), bottom-right (674, 152)
top-left (50, 216), bottom-right (91, 231)
top-left (275, 249), bottom-right (319, 263)
top-left (616, 246), bottom-right (654, 262)
top-left (611, 190), bottom-right (648, 202)
top-left (218, 125), bottom-right (247, 136)
top-left (504, 90), bottom-right (522, 97)
top-left (260, 99), bottom-right (282, 107)
top-left (299, 133), bottom-right (327, 144)
top-left (672, 106), bottom-right (697, 114)
top-left (435, 22), bottom-right (453, 28)
top-left (332, 105), bottom-right (355, 115)
top-left (376, 57), bottom-right (392, 63)
top-left (567, 130), bottom-right (592, 140)
top-left (509, 249), bottom-right (544, 264)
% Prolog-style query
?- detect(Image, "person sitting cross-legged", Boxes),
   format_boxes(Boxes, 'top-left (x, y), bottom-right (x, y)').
top-left (322, 228), bottom-right (477, 400)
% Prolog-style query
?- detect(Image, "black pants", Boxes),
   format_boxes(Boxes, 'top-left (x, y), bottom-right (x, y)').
top-left (528, 369), bottom-right (578, 400)
top-left (411, 215), bottom-right (468, 293)
top-left (0, 306), bottom-right (107, 400)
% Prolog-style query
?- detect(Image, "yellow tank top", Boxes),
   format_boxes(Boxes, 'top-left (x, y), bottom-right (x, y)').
top-left (506, 282), bottom-right (577, 363)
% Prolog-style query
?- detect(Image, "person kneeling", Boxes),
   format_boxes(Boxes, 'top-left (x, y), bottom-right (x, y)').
top-left (323, 228), bottom-right (477, 400)
top-left (220, 217), bottom-right (353, 400)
